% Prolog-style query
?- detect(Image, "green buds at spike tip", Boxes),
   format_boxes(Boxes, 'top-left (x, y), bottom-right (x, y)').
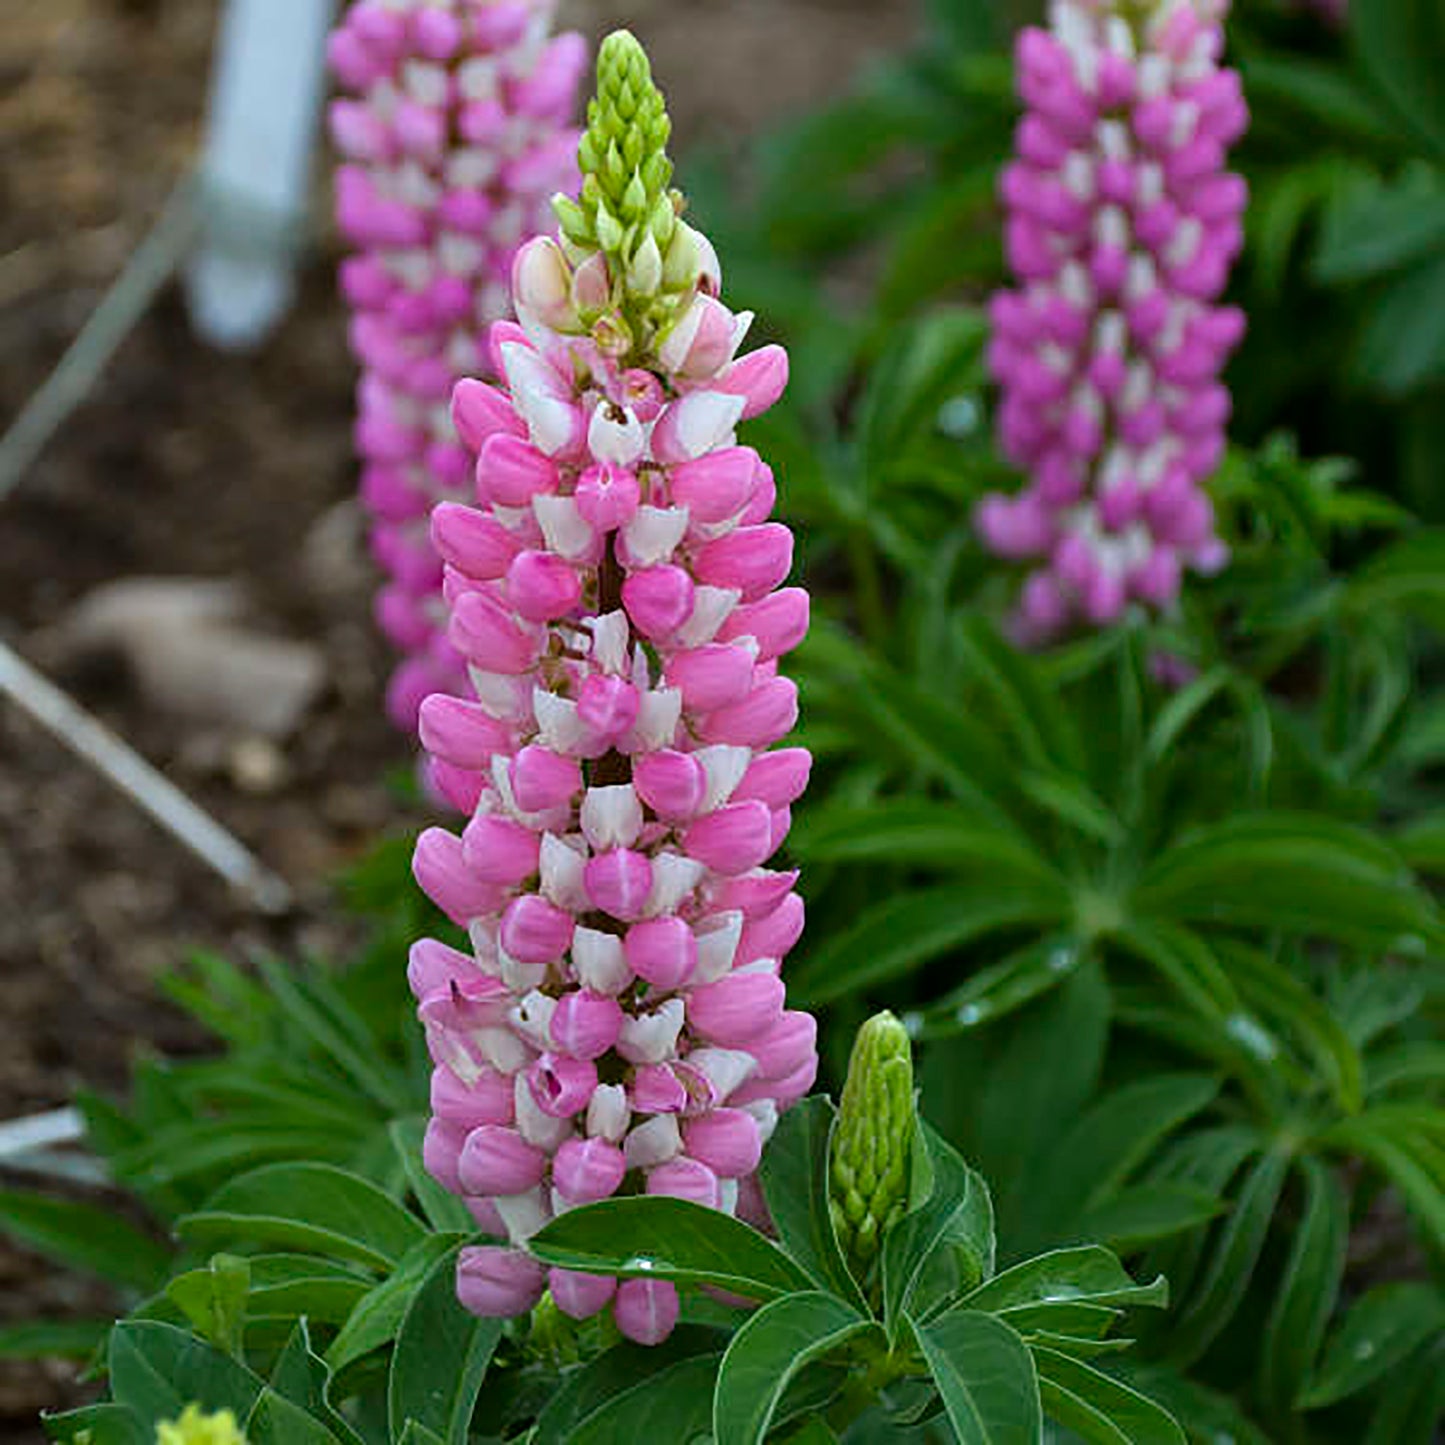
top-left (557, 30), bottom-right (679, 275)
top-left (830, 1011), bottom-right (916, 1278)
top-left (156, 1405), bottom-right (247, 1445)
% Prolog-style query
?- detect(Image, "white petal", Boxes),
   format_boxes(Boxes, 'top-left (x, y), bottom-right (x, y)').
top-left (717, 1179), bottom-right (739, 1216)
top-left (623, 1114), bottom-right (682, 1170)
top-left (741, 1098), bottom-right (779, 1145)
top-left (692, 911), bottom-right (743, 983)
top-left (587, 1083), bottom-right (631, 1142)
top-left (466, 920), bottom-right (502, 973)
top-left (496, 1187), bottom-right (551, 1244)
top-left (657, 298), bottom-right (706, 373)
top-left (539, 832), bottom-right (589, 911)
top-left (509, 989), bottom-right (556, 1049)
top-left (628, 687), bottom-right (683, 752)
top-left (617, 999), bottom-right (686, 1065)
top-left (686, 1047), bottom-right (757, 1102)
top-left (533, 688), bottom-right (587, 753)
top-left (533, 495), bottom-right (594, 559)
top-left (675, 391), bottom-right (745, 460)
top-left (580, 785), bottom-right (644, 850)
top-left (469, 668), bottom-right (531, 721)
top-left (499, 950), bottom-right (549, 995)
top-left (588, 404), bottom-right (646, 467)
top-left (591, 610), bottom-right (631, 675)
top-left (676, 586), bottom-right (740, 648)
top-left (696, 745), bottom-right (752, 811)
top-left (514, 1074), bottom-right (573, 1150)
top-left (644, 852), bottom-right (708, 917)
top-left (572, 926), bottom-right (632, 996)
top-left (622, 506), bottom-right (691, 568)
top-left (478, 1026), bottom-right (531, 1075)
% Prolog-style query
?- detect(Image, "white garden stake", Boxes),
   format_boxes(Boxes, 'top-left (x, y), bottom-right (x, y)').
top-left (186, 0), bottom-right (338, 350)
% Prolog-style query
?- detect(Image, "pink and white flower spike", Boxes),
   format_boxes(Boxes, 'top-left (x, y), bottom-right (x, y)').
top-left (977, 0), bottom-right (1248, 645)
top-left (328, 0), bottom-right (587, 733)
top-left (407, 30), bottom-right (817, 1346)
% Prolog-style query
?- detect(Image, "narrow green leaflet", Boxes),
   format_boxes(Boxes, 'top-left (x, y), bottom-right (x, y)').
top-left (792, 882), bottom-right (1068, 1005)
top-left (1034, 1349), bottom-right (1183, 1445)
top-left (0, 1320), bottom-right (110, 1361)
top-left (0, 1191), bottom-right (171, 1292)
top-left (912, 936), bottom-right (1089, 1041)
top-left (267, 1322), bottom-right (365, 1445)
top-left (915, 1309), bottom-right (1042, 1445)
top-left (713, 1291), bottom-right (873, 1445)
top-left (388, 1244), bottom-right (502, 1444)
top-left (881, 1126), bottom-right (994, 1337)
top-left (107, 1321), bottom-right (264, 1430)
top-left (964, 1247), bottom-right (1168, 1316)
top-left (244, 1388), bottom-right (342, 1445)
top-left (166, 1255), bottom-right (250, 1357)
top-left (1076, 1184), bottom-right (1223, 1252)
top-left (326, 1234), bottom-right (467, 1373)
top-left (528, 1196), bottom-right (813, 1299)
top-left (1301, 1282), bottom-right (1445, 1408)
top-left (1165, 1150), bottom-right (1290, 1367)
top-left (531, 1331), bottom-right (726, 1445)
top-left (1259, 1158), bottom-right (1348, 1420)
top-left (178, 1163), bottom-right (427, 1272)
top-left (42, 1404), bottom-right (148, 1445)
top-left (758, 1097), bottom-right (869, 1312)
top-left (245, 1255), bottom-right (372, 1327)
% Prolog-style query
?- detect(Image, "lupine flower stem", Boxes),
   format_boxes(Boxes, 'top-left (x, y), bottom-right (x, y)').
top-left (977, 0), bottom-right (1248, 645)
top-left (408, 29), bottom-right (815, 1347)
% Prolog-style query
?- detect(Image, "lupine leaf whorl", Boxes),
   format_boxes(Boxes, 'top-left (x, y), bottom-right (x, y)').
top-left (830, 1011), bottom-right (915, 1275)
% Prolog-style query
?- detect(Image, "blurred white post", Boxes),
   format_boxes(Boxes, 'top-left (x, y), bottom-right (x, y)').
top-left (186, 0), bottom-right (338, 350)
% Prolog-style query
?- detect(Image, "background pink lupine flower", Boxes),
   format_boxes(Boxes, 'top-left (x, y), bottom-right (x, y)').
top-left (329, 0), bottom-right (586, 733)
top-left (407, 30), bottom-right (816, 1345)
top-left (976, 0), bottom-right (1249, 645)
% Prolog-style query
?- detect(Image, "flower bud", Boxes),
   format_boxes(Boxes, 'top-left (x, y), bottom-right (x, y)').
top-left (553, 1137), bottom-right (627, 1203)
top-left (682, 1108), bottom-right (762, 1178)
top-left (625, 916), bottom-right (697, 990)
top-left (613, 1277), bottom-right (679, 1347)
top-left (549, 1267), bottom-right (616, 1320)
top-left (551, 989), bottom-right (624, 1060)
top-left (830, 1012), bottom-right (915, 1273)
top-left (457, 1246), bottom-right (546, 1319)
top-left (459, 1125), bottom-right (549, 1196)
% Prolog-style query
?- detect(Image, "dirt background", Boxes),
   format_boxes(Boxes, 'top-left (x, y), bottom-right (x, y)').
top-left (0, 0), bottom-right (915, 1435)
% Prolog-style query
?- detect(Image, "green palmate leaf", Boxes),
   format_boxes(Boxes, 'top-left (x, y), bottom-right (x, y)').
top-left (531, 1330), bottom-right (725, 1445)
top-left (759, 1096), bottom-right (870, 1313)
top-left (1300, 1282), bottom-right (1445, 1408)
top-left (1346, 529), bottom-right (1445, 626)
top-left (389, 1117), bottom-right (475, 1235)
top-left (779, 1420), bottom-right (839, 1445)
top-left (1351, 0), bottom-right (1445, 158)
top-left (916, 1310), bottom-right (1042, 1445)
top-left (1362, 1336), bottom-right (1445, 1445)
top-left (1076, 1185), bottom-right (1223, 1252)
top-left (326, 1234), bottom-right (468, 1373)
top-left (1034, 1350), bottom-right (1183, 1445)
top-left (42, 1404), bottom-right (149, 1445)
top-left (108, 1321), bottom-right (264, 1430)
top-left (1114, 1365), bottom-right (1274, 1445)
top-left (178, 1163), bottom-right (427, 1272)
top-left (1142, 668), bottom-right (1233, 764)
top-left (792, 882), bottom-right (1068, 1006)
top-left (713, 1292), bottom-right (874, 1445)
top-left (397, 1425), bottom-right (448, 1445)
top-left (791, 801), bottom-right (1056, 881)
top-left (1354, 257), bottom-right (1445, 396)
top-left (0, 1191), bottom-right (171, 1292)
top-left (1319, 1110), bottom-right (1445, 1250)
top-left (528, 1197), bottom-right (813, 1299)
top-left (268, 1322), bottom-right (365, 1445)
top-left (1165, 1150), bottom-right (1291, 1367)
top-left (1133, 813), bottom-right (1437, 948)
top-left (1259, 1158), bottom-right (1348, 1421)
top-left (244, 1389), bottom-right (342, 1445)
top-left (245, 1255), bottom-right (372, 1327)
top-left (0, 1319), bottom-right (110, 1361)
top-left (388, 1244), bottom-right (502, 1444)
top-left (1017, 769), bottom-right (1124, 846)
top-left (882, 1124), bottom-right (994, 1337)
top-left (166, 1254), bottom-right (250, 1357)
top-left (964, 1247), bottom-right (1168, 1318)
top-left (1314, 174), bottom-right (1445, 284)
top-left (911, 935), bottom-right (1088, 1041)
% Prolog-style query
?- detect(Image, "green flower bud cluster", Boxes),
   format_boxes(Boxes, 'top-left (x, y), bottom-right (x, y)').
top-left (156, 1405), bottom-right (246, 1445)
top-left (830, 1012), bottom-right (916, 1278)
top-left (552, 30), bottom-right (708, 367)
top-left (528, 1291), bottom-right (581, 1369)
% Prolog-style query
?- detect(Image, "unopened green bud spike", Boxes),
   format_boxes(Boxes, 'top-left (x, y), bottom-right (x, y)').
top-left (831, 1012), bottom-right (916, 1283)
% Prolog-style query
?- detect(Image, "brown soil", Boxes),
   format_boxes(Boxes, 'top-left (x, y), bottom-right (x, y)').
top-left (0, 0), bottom-right (915, 1436)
